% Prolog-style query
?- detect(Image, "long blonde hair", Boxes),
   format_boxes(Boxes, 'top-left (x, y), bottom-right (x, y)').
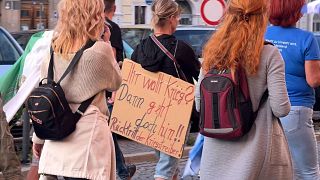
top-left (52, 0), bottom-right (105, 58)
top-left (151, 0), bottom-right (181, 28)
top-left (202, 0), bottom-right (269, 75)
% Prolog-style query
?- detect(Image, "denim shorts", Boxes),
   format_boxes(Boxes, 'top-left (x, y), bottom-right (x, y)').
top-left (280, 106), bottom-right (320, 179)
top-left (154, 150), bottom-right (179, 179)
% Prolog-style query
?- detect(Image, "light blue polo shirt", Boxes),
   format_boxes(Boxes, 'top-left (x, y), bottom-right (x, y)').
top-left (265, 26), bottom-right (320, 108)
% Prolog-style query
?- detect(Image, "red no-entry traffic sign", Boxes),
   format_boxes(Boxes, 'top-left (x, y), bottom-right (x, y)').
top-left (200, 0), bottom-right (225, 26)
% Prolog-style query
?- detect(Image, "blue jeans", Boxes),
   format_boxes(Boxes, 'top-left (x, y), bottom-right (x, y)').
top-left (154, 150), bottom-right (179, 179)
top-left (280, 106), bottom-right (320, 180)
top-left (108, 103), bottom-right (130, 179)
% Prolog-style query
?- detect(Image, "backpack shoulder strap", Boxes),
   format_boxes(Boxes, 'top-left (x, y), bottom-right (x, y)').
top-left (48, 40), bottom-right (96, 118)
top-left (208, 69), bottom-right (230, 75)
top-left (72, 40), bottom-right (96, 117)
top-left (57, 40), bottom-right (95, 84)
top-left (264, 41), bottom-right (274, 46)
top-left (74, 96), bottom-right (95, 117)
top-left (48, 40), bottom-right (95, 84)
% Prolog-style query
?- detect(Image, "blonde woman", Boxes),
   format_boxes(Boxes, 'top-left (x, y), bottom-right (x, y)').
top-left (31, 0), bottom-right (122, 179)
top-left (131, 0), bottom-right (200, 179)
top-left (195, 0), bottom-right (293, 179)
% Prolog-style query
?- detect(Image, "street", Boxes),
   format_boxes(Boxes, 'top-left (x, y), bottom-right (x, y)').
top-left (121, 157), bottom-right (199, 180)
top-left (126, 136), bottom-right (320, 180)
top-left (0, 0), bottom-right (319, 179)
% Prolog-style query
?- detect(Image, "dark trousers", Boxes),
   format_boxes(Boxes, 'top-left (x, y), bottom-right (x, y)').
top-left (108, 104), bottom-right (129, 179)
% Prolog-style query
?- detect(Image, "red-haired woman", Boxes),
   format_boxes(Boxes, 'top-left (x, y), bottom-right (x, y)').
top-left (195, 0), bottom-right (293, 179)
top-left (265, 0), bottom-right (320, 179)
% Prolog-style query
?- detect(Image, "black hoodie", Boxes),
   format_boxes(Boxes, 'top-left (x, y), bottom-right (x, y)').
top-left (131, 34), bottom-right (200, 84)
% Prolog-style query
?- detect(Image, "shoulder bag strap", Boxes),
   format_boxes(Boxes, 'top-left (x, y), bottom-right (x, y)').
top-left (253, 90), bottom-right (269, 119)
top-left (253, 41), bottom-right (272, 114)
top-left (150, 34), bottom-right (188, 81)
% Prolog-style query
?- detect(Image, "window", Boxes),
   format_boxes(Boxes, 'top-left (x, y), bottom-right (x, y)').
top-left (11, 32), bottom-right (34, 50)
top-left (4, 1), bottom-right (20, 10)
top-left (21, 10), bottom-right (29, 17)
top-left (180, 15), bottom-right (192, 25)
top-left (313, 14), bottom-right (320, 32)
top-left (176, 0), bottom-right (192, 25)
top-left (12, 1), bottom-right (21, 10)
top-left (0, 30), bottom-right (20, 65)
top-left (121, 28), bottom-right (151, 48)
top-left (314, 22), bottom-right (320, 32)
top-left (135, 6), bottom-right (146, 24)
top-left (36, 10), bottom-right (45, 17)
top-left (174, 29), bottom-right (215, 57)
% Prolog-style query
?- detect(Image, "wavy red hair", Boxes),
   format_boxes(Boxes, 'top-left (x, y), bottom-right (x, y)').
top-left (202, 0), bottom-right (269, 75)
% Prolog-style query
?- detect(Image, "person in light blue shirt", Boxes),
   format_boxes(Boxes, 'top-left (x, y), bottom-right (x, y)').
top-left (265, 0), bottom-right (320, 179)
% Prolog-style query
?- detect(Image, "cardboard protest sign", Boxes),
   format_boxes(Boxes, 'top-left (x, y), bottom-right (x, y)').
top-left (110, 60), bottom-right (195, 158)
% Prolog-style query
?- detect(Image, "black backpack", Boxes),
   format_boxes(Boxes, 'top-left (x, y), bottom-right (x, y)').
top-left (26, 40), bottom-right (95, 140)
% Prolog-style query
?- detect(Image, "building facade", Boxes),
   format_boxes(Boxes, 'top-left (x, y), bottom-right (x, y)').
top-left (0, 0), bottom-right (317, 32)
top-left (299, 0), bottom-right (317, 32)
top-left (1, 0), bottom-right (21, 32)
top-left (0, 0), bottom-right (208, 32)
top-left (114, 0), bottom-right (205, 26)
top-left (0, 0), bottom-right (49, 32)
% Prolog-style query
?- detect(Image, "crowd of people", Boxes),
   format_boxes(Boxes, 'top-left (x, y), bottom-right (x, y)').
top-left (1, 0), bottom-right (320, 179)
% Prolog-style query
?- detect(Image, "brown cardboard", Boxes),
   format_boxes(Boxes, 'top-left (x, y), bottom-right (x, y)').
top-left (110, 60), bottom-right (195, 158)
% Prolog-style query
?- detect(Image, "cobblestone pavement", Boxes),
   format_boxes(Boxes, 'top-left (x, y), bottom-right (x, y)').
top-left (117, 133), bottom-right (198, 155)
top-left (117, 156), bottom-right (199, 180)
top-left (116, 135), bottom-right (199, 180)
top-left (115, 126), bottom-right (320, 180)
top-left (13, 129), bottom-right (320, 179)
top-left (117, 136), bottom-right (153, 154)
top-left (121, 139), bottom-right (320, 180)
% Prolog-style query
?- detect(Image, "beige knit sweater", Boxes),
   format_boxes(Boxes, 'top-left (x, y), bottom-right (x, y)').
top-left (41, 40), bottom-right (122, 115)
top-left (33, 40), bottom-right (122, 144)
